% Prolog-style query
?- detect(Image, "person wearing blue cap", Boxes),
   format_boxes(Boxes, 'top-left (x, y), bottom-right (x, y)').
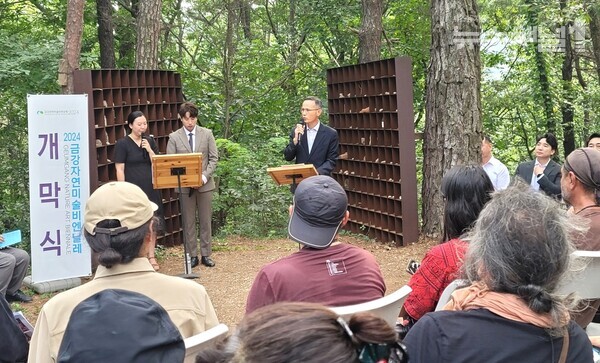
top-left (245, 176), bottom-right (385, 314)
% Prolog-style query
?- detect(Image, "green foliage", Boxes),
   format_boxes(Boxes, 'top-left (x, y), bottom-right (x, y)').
top-left (1, 0), bottom-right (600, 242)
top-left (479, 0), bottom-right (600, 163)
top-left (213, 137), bottom-right (292, 238)
top-left (0, 32), bottom-right (62, 252)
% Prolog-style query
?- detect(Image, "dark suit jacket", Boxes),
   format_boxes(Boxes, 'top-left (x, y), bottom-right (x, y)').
top-left (166, 126), bottom-right (219, 193)
top-left (515, 159), bottom-right (562, 198)
top-left (283, 122), bottom-right (339, 176)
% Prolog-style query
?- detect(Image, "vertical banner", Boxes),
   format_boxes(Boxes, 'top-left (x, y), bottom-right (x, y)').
top-left (28, 94), bottom-right (91, 283)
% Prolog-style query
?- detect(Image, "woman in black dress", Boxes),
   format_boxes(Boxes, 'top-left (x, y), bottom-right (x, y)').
top-left (115, 111), bottom-right (163, 270)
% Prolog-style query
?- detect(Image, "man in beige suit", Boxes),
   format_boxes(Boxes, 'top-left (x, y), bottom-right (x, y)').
top-left (167, 102), bottom-right (219, 267)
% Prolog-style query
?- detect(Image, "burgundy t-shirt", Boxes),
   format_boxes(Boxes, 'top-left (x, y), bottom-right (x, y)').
top-left (245, 243), bottom-right (386, 314)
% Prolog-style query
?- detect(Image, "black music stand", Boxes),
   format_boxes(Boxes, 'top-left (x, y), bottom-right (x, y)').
top-left (152, 153), bottom-right (203, 279)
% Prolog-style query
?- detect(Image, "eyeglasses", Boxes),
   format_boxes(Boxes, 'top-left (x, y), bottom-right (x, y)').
top-left (300, 108), bottom-right (320, 113)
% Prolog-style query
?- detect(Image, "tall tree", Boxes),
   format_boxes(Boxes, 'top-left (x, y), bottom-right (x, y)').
top-left (589, 4), bottom-right (600, 80)
top-left (135, 0), bottom-right (161, 69)
top-left (358, 0), bottom-right (383, 63)
top-left (96, 0), bottom-right (116, 68)
top-left (223, 0), bottom-right (239, 139)
top-left (238, 0), bottom-right (252, 40)
top-left (525, 0), bottom-right (556, 133)
top-left (58, 0), bottom-right (84, 94)
top-left (560, 0), bottom-right (575, 156)
top-left (421, 0), bottom-right (483, 236)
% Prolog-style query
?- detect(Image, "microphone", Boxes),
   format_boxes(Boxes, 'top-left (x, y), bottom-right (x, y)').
top-left (297, 119), bottom-right (305, 145)
top-left (141, 132), bottom-right (148, 159)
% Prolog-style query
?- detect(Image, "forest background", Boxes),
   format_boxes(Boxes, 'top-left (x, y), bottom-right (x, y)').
top-left (1, 0), bottom-right (600, 249)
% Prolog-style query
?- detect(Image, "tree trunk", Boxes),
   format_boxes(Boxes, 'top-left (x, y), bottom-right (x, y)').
top-left (222, 0), bottom-right (238, 139)
top-left (162, 0), bottom-right (183, 63)
top-left (525, 0), bottom-right (555, 133)
top-left (135, 0), bottom-right (162, 69)
top-left (560, 0), bottom-right (575, 157)
top-left (574, 55), bottom-right (591, 139)
top-left (589, 4), bottom-right (600, 80)
top-left (421, 0), bottom-right (483, 237)
top-left (358, 0), bottom-right (383, 63)
top-left (283, 0), bottom-right (299, 98)
top-left (96, 0), bottom-right (116, 68)
top-left (58, 0), bottom-right (85, 94)
top-left (116, 0), bottom-right (138, 66)
top-left (238, 0), bottom-right (252, 40)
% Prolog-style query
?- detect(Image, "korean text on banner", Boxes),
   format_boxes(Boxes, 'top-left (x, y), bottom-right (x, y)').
top-left (27, 94), bottom-right (91, 283)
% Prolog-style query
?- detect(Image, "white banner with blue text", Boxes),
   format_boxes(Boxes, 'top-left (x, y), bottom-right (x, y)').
top-left (28, 94), bottom-right (91, 283)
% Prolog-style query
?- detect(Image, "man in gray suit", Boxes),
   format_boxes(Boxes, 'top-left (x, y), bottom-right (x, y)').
top-left (167, 102), bottom-right (219, 267)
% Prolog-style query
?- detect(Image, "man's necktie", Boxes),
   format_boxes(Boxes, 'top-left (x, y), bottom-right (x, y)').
top-left (188, 132), bottom-right (194, 151)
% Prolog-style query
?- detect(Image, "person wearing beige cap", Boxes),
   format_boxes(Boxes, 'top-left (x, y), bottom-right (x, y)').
top-left (28, 182), bottom-right (219, 363)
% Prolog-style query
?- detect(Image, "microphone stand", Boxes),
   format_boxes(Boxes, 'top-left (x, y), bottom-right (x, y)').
top-left (173, 166), bottom-right (199, 279)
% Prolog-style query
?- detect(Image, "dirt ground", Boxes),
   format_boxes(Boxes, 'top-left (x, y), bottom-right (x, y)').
top-left (16, 234), bottom-right (436, 328)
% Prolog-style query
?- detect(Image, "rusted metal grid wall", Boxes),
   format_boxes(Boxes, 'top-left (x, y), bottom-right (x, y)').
top-left (327, 57), bottom-right (418, 246)
top-left (73, 69), bottom-right (184, 246)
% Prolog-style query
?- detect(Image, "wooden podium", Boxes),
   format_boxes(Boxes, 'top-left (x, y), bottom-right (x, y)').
top-left (151, 153), bottom-right (203, 279)
top-left (267, 164), bottom-right (318, 191)
top-left (151, 153), bottom-right (203, 189)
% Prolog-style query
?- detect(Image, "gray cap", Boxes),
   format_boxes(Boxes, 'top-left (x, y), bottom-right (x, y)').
top-left (288, 176), bottom-right (348, 249)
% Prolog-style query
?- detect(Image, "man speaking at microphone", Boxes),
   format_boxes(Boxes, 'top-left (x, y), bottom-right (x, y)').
top-left (283, 96), bottom-right (339, 191)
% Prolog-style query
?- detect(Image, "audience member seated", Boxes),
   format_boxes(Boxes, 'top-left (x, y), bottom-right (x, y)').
top-left (0, 293), bottom-right (28, 362)
top-left (404, 182), bottom-right (592, 362)
top-left (245, 176), bottom-right (385, 314)
top-left (29, 182), bottom-right (219, 363)
top-left (561, 147), bottom-right (600, 328)
top-left (515, 132), bottom-right (562, 198)
top-left (398, 165), bottom-right (493, 330)
top-left (196, 302), bottom-right (408, 363)
top-left (0, 234), bottom-right (32, 303)
top-left (57, 289), bottom-right (184, 363)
